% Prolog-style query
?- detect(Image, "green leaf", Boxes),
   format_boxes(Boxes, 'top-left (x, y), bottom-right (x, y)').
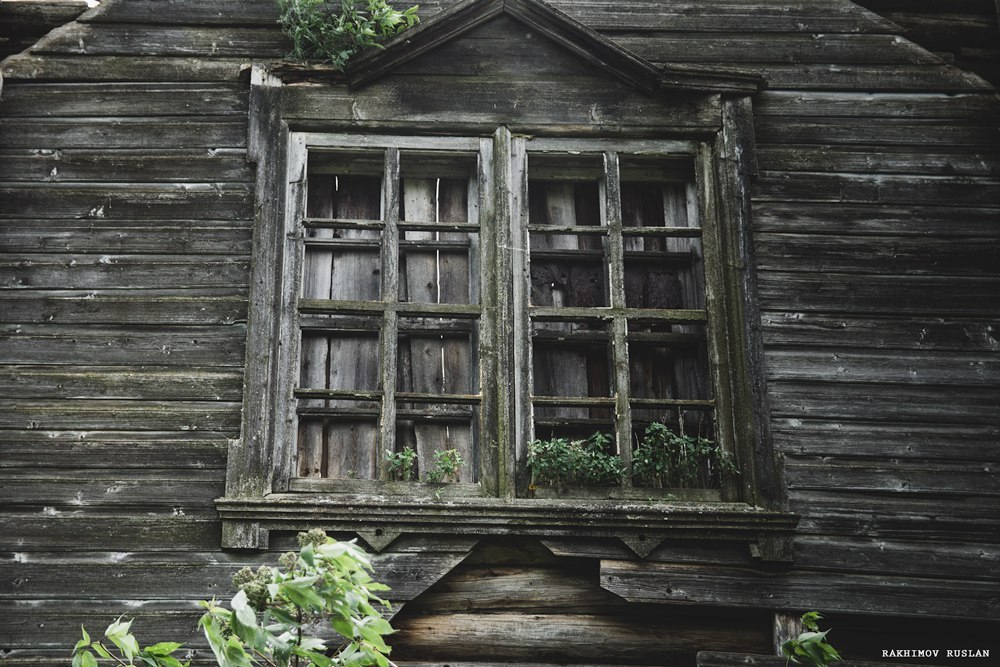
top-left (79, 651), bottom-right (98, 667)
top-left (92, 643), bottom-right (113, 660)
top-left (143, 643), bottom-right (182, 656)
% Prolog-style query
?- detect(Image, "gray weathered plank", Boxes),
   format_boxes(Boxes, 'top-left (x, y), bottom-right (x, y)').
top-left (0, 53), bottom-right (248, 82)
top-left (1, 253), bottom-right (249, 290)
top-left (0, 432), bottom-right (228, 469)
top-left (31, 23), bottom-right (288, 57)
top-left (756, 233), bottom-right (1000, 276)
top-left (773, 419), bottom-right (1000, 461)
top-left (0, 117), bottom-right (245, 149)
top-left (756, 91), bottom-right (1000, 119)
top-left (0, 220), bottom-right (252, 254)
top-left (0, 324), bottom-right (246, 366)
top-left (755, 118), bottom-right (999, 147)
top-left (0, 366), bottom-right (243, 401)
top-left (0, 470), bottom-right (225, 507)
top-left (764, 349), bottom-right (1000, 386)
top-left (784, 456), bottom-right (1000, 496)
top-left (0, 292), bottom-right (247, 325)
top-left (792, 535), bottom-right (1000, 581)
top-left (752, 202), bottom-right (1000, 237)
top-left (280, 77), bottom-right (721, 135)
top-left (756, 145), bottom-right (1000, 176)
top-left (767, 381), bottom-right (1000, 425)
top-left (616, 33), bottom-right (944, 66)
top-left (753, 173), bottom-right (1000, 207)
top-left (757, 272), bottom-right (1000, 316)
top-left (0, 510), bottom-right (222, 551)
top-left (600, 560), bottom-right (1000, 619)
top-left (760, 312), bottom-right (1000, 353)
top-left (0, 150), bottom-right (253, 183)
top-left (0, 183), bottom-right (254, 219)
top-left (0, 82), bottom-right (247, 117)
top-left (0, 399), bottom-right (242, 431)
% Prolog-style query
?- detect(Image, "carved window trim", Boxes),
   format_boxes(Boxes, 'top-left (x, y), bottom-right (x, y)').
top-left (217, 66), bottom-right (796, 559)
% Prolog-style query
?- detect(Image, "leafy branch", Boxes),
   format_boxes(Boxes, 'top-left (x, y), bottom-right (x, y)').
top-left (74, 530), bottom-right (395, 667)
top-left (278, 0), bottom-right (419, 68)
top-left (781, 612), bottom-right (842, 667)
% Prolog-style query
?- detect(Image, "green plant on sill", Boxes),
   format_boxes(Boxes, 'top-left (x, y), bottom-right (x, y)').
top-left (781, 612), bottom-right (843, 667)
top-left (425, 448), bottom-right (463, 483)
top-left (278, 0), bottom-right (420, 68)
top-left (527, 431), bottom-right (625, 489)
top-left (72, 529), bottom-right (394, 667)
top-left (384, 446), bottom-right (417, 481)
top-left (631, 421), bottom-right (736, 489)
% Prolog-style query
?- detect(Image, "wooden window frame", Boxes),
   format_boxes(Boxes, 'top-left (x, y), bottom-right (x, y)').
top-left (218, 70), bottom-right (796, 559)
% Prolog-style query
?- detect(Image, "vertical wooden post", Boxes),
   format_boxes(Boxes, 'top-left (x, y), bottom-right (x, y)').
top-left (478, 136), bottom-right (500, 496)
top-left (604, 151), bottom-right (633, 482)
top-left (378, 148), bottom-right (401, 481)
top-left (496, 126), bottom-right (519, 499)
top-left (774, 612), bottom-right (803, 657)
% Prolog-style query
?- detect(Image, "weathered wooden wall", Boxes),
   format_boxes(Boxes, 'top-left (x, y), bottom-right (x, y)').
top-left (1, 0), bottom-right (998, 664)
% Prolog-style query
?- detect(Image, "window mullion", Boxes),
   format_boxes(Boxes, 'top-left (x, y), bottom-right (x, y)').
top-left (603, 150), bottom-right (633, 485)
top-left (378, 147), bottom-right (401, 480)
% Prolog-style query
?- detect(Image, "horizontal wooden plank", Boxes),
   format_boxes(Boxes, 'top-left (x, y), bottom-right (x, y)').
top-left (753, 173), bottom-right (1000, 207)
top-left (0, 118), bottom-right (246, 149)
top-left (0, 219), bottom-right (252, 254)
top-left (790, 489), bottom-right (1000, 541)
top-left (0, 183), bottom-right (254, 219)
top-left (793, 535), bottom-right (1000, 581)
top-left (755, 232), bottom-right (1000, 275)
top-left (784, 456), bottom-right (1000, 496)
top-left (280, 77), bottom-right (722, 133)
top-left (600, 560), bottom-right (1000, 619)
top-left (768, 381), bottom-right (1000, 425)
top-left (1, 253), bottom-right (249, 290)
top-left (391, 611), bottom-right (771, 664)
top-left (0, 366), bottom-right (243, 401)
top-left (0, 431), bottom-right (228, 469)
top-left (757, 145), bottom-right (1000, 176)
top-left (756, 91), bottom-right (1000, 119)
top-left (0, 599), bottom-right (206, 647)
top-left (0, 324), bottom-right (246, 366)
top-left (760, 312), bottom-right (1000, 353)
top-left (0, 292), bottom-right (247, 325)
top-left (675, 64), bottom-right (990, 92)
top-left (0, 509), bottom-right (221, 551)
top-left (765, 348), bottom-right (1000, 387)
top-left (0, 53), bottom-right (248, 82)
top-left (755, 117), bottom-right (999, 147)
top-left (0, 0), bottom-right (89, 35)
top-left (0, 82), bottom-right (248, 117)
top-left (32, 23), bottom-right (288, 58)
top-left (0, 549), bottom-right (468, 602)
top-left (0, 150), bottom-right (253, 183)
top-left (0, 469), bottom-right (225, 507)
top-left (0, 399), bottom-right (242, 431)
top-left (752, 202), bottom-right (1000, 237)
top-left (616, 33), bottom-right (943, 66)
top-left (757, 272), bottom-right (1000, 315)
top-left (547, 1), bottom-right (900, 33)
top-left (772, 418), bottom-right (1000, 460)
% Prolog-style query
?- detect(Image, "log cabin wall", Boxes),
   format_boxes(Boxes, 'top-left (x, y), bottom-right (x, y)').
top-left (1, 0), bottom-right (998, 664)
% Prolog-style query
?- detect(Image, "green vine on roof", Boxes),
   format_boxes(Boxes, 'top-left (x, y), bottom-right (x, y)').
top-left (278, 0), bottom-right (420, 68)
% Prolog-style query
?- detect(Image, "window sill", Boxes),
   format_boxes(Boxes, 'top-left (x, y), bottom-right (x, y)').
top-left (216, 492), bottom-right (798, 560)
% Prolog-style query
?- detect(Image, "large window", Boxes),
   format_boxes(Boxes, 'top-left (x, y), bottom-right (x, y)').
top-left (266, 130), bottom-right (734, 501)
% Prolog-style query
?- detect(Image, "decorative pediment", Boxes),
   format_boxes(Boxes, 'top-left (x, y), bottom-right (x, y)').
top-left (346, 0), bottom-right (764, 94)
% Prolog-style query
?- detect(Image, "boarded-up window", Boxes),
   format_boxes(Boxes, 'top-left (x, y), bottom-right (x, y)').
top-left (276, 132), bottom-right (732, 498)
top-left (294, 140), bottom-right (484, 486)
